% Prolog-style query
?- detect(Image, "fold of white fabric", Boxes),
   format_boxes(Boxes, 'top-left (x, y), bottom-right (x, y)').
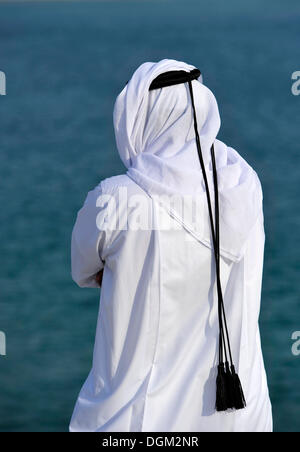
top-left (113, 58), bottom-right (263, 262)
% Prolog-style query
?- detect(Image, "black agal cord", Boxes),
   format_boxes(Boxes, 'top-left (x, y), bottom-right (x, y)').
top-left (135, 68), bottom-right (246, 411)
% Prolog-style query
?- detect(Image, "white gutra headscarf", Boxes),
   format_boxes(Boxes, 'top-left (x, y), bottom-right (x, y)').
top-left (113, 59), bottom-right (263, 262)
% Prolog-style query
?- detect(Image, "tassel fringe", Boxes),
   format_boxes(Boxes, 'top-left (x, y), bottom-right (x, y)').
top-left (216, 363), bottom-right (246, 412)
top-left (231, 365), bottom-right (246, 410)
top-left (225, 361), bottom-right (234, 409)
top-left (216, 363), bottom-right (228, 412)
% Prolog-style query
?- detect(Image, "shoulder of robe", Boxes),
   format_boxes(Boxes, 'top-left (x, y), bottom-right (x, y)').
top-left (223, 140), bottom-right (264, 208)
top-left (81, 175), bottom-right (132, 206)
top-left (85, 174), bottom-right (153, 245)
top-left (100, 174), bottom-right (152, 199)
top-left (81, 174), bottom-right (151, 213)
top-left (100, 174), bottom-right (135, 192)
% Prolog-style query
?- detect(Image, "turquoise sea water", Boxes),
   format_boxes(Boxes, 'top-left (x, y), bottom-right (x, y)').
top-left (0, 0), bottom-right (299, 432)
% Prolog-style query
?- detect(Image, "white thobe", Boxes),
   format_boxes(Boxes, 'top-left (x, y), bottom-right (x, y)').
top-left (69, 173), bottom-right (273, 432)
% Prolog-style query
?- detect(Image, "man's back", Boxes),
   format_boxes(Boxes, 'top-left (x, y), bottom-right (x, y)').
top-left (69, 174), bottom-right (272, 432)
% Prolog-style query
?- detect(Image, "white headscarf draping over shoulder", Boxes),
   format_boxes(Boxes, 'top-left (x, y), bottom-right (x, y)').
top-left (113, 59), bottom-right (263, 263)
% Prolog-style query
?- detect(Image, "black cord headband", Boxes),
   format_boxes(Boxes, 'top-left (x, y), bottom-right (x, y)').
top-left (147, 68), bottom-right (246, 412)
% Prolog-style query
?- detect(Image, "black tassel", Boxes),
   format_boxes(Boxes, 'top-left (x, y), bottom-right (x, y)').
top-left (230, 365), bottom-right (246, 410)
top-left (186, 81), bottom-right (247, 414)
top-left (225, 361), bottom-right (235, 409)
top-left (216, 363), bottom-right (229, 411)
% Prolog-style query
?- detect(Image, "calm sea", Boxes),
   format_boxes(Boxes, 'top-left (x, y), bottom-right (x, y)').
top-left (0, 0), bottom-right (299, 432)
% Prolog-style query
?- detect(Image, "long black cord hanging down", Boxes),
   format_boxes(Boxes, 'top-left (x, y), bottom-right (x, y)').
top-left (187, 79), bottom-right (246, 412)
top-left (149, 68), bottom-right (246, 411)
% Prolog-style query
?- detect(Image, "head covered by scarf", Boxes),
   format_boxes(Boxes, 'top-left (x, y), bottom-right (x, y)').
top-left (113, 58), bottom-right (263, 263)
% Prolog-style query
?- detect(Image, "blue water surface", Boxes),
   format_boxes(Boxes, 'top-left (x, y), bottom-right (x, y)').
top-left (0, 0), bottom-right (299, 432)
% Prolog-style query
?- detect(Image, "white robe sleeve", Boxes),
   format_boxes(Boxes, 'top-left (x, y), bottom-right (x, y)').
top-left (71, 183), bottom-right (109, 288)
